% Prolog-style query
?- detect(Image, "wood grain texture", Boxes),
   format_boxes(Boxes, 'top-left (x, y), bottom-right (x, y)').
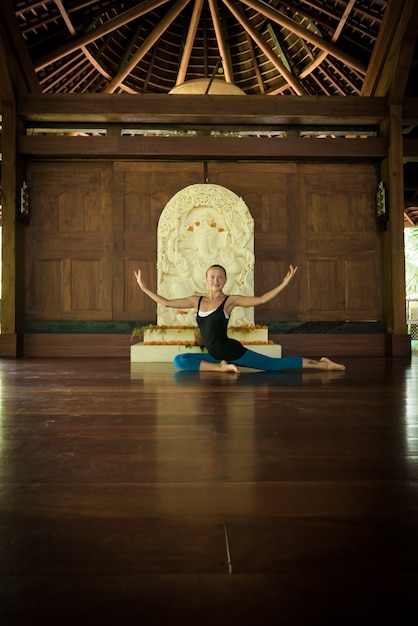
top-left (0, 353), bottom-right (417, 625)
top-left (24, 161), bottom-right (383, 326)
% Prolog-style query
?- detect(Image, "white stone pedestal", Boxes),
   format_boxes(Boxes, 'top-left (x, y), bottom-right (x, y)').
top-left (131, 342), bottom-right (282, 363)
top-left (131, 325), bottom-right (281, 363)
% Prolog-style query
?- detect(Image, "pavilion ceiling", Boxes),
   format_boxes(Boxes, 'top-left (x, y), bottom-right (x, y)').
top-left (12, 0), bottom-right (388, 96)
top-left (2, 0), bottom-right (418, 221)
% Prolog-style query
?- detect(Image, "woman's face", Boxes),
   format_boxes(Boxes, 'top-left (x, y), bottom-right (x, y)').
top-left (206, 266), bottom-right (227, 289)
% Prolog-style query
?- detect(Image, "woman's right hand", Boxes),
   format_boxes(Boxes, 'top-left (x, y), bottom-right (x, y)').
top-left (134, 269), bottom-right (144, 290)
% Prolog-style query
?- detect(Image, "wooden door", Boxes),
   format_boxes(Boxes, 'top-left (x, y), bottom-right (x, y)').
top-left (25, 162), bottom-right (113, 321)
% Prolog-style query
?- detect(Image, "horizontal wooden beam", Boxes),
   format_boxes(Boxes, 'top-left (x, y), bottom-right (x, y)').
top-left (18, 135), bottom-right (387, 160)
top-left (17, 94), bottom-right (388, 127)
top-left (21, 333), bottom-right (404, 358)
top-left (22, 334), bottom-right (131, 358)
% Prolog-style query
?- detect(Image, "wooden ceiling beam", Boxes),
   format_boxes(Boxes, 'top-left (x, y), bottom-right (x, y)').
top-left (361, 0), bottom-right (418, 98)
top-left (103, 0), bottom-right (190, 93)
top-left (245, 31), bottom-right (265, 94)
top-left (238, 0), bottom-right (367, 74)
top-left (17, 134), bottom-right (386, 160)
top-left (208, 0), bottom-right (234, 84)
top-left (0, 0), bottom-right (40, 97)
top-left (222, 0), bottom-right (307, 95)
top-left (17, 94), bottom-right (388, 126)
top-left (35, 0), bottom-right (170, 70)
top-left (176, 0), bottom-right (205, 86)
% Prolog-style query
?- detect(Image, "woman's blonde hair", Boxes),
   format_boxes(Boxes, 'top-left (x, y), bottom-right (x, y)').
top-left (206, 264), bottom-right (227, 277)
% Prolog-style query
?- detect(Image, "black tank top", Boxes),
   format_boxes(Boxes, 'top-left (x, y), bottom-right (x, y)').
top-left (197, 296), bottom-right (246, 361)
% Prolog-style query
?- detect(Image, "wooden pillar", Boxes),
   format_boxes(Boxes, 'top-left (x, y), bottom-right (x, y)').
top-left (380, 104), bottom-right (410, 356)
top-left (0, 100), bottom-right (24, 356)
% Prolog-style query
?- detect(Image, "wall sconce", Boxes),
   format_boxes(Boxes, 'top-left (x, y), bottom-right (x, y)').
top-left (18, 180), bottom-right (30, 224)
top-left (376, 180), bottom-right (388, 231)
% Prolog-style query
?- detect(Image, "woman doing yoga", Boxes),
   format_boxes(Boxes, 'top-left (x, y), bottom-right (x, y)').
top-left (134, 264), bottom-right (345, 374)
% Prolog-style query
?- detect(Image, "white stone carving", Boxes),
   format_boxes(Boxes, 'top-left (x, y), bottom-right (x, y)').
top-left (157, 183), bottom-right (255, 326)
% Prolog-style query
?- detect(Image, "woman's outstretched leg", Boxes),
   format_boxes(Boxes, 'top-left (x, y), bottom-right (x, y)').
top-left (232, 350), bottom-right (345, 372)
top-left (233, 351), bottom-right (303, 371)
top-left (174, 351), bottom-right (345, 373)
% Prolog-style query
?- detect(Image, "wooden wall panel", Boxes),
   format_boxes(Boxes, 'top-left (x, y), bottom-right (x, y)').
top-left (23, 160), bottom-right (382, 327)
top-left (255, 259), bottom-right (300, 316)
top-left (25, 162), bottom-right (113, 320)
top-left (71, 260), bottom-right (103, 311)
top-left (112, 162), bottom-right (203, 320)
top-left (307, 260), bottom-right (344, 312)
top-left (207, 161), bottom-right (382, 322)
top-left (345, 258), bottom-right (381, 313)
top-left (301, 164), bottom-right (382, 320)
top-left (30, 259), bottom-right (64, 311)
top-left (207, 162), bottom-right (302, 320)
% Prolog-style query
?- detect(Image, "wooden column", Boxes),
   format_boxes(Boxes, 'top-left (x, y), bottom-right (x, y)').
top-left (380, 104), bottom-right (409, 356)
top-left (0, 100), bottom-right (20, 355)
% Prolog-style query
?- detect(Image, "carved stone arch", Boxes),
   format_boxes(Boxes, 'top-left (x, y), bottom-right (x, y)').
top-left (157, 183), bottom-right (255, 327)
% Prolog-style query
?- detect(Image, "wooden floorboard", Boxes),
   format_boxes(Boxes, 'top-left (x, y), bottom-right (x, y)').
top-left (0, 353), bottom-right (417, 625)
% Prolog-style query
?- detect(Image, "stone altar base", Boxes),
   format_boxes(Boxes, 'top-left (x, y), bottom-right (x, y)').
top-left (131, 326), bottom-right (282, 363)
top-left (131, 342), bottom-right (282, 363)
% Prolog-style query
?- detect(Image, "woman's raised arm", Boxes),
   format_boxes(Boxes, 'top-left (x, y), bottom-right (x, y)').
top-left (226, 264), bottom-right (298, 311)
top-left (134, 269), bottom-right (198, 309)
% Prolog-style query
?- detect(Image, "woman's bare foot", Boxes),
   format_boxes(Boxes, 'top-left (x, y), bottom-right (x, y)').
top-left (219, 360), bottom-right (240, 373)
top-left (319, 357), bottom-right (346, 370)
top-left (199, 359), bottom-right (240, 374)
top-left (302, 356), bottom-right (345, 371)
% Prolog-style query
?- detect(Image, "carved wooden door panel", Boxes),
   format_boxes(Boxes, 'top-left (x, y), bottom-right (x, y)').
top-left (24, 160), bottom-right (382, 326)
top-left (112, 162), bottom-right (203, 321)
top-left (208, 161), bottom-right (382, 322)
top-left (25, 162), bottom-right (113, 321)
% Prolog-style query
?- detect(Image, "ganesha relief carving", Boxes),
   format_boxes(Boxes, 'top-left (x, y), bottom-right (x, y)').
top-left (157, 184), bottom-right (255, 327)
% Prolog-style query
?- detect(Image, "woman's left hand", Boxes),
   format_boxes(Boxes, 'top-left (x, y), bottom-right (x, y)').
top-left (284, 264), bottom-right (298, 283)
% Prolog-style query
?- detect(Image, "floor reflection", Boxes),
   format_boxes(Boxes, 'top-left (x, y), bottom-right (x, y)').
top-left (174, 369), bottom-right (348, 387)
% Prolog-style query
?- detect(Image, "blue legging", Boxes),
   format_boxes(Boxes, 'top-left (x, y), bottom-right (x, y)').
top-left (173, 349), bottom-right (303, 372)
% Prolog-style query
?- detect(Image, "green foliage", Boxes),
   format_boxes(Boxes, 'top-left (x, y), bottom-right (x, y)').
top-left (405, 228), bottom-right (418, 297)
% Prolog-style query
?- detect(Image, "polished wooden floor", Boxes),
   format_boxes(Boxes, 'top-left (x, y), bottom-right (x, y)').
top-left (1, 351), bottom-right (418, 625)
